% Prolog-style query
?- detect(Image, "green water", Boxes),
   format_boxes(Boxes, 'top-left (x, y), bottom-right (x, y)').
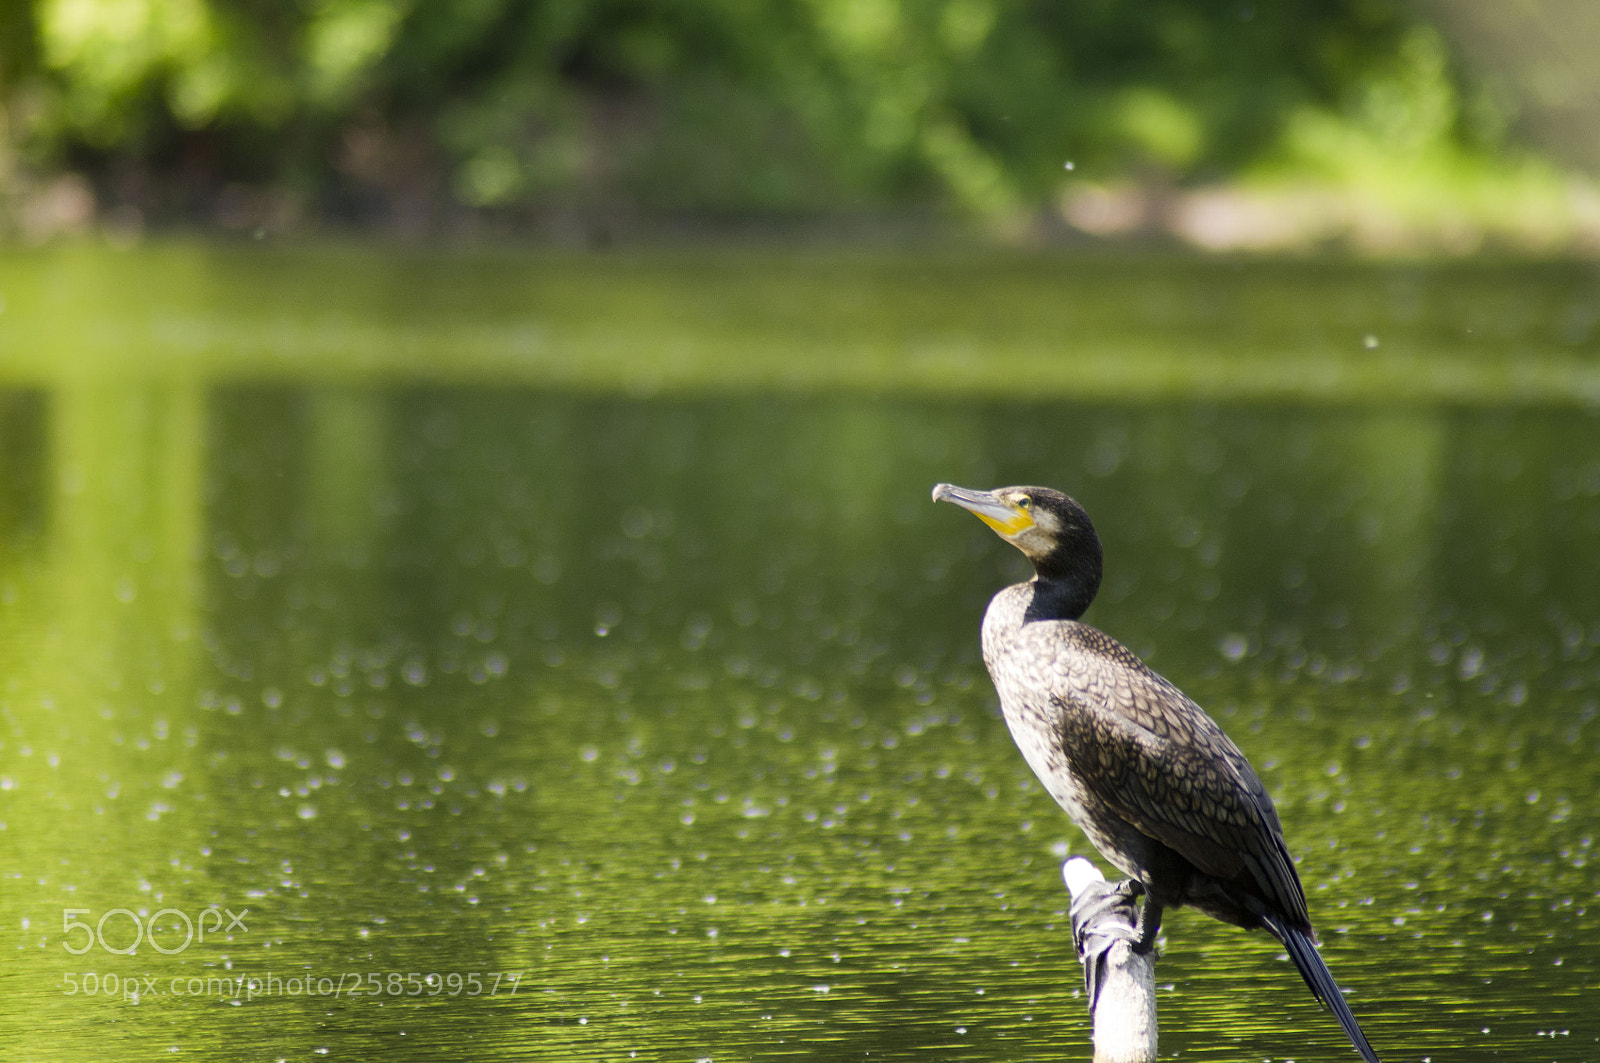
top-left (0, 246), bottom-right (1597, 1062)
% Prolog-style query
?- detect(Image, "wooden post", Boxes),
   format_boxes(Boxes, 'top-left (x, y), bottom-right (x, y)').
top-left (1062, 857), bottom-right (1158, 1063)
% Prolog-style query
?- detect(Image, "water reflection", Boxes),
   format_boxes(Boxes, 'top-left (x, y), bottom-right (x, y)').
top-left (0, 384), bottom-right (1596, 1061)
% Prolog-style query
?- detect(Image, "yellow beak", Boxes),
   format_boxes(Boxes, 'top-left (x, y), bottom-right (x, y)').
top-left (931, 483), bottom-right (1034, 537)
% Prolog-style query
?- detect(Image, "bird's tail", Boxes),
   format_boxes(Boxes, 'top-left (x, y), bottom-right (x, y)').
top-left (1260, 913), bottom-right (1381, 1063)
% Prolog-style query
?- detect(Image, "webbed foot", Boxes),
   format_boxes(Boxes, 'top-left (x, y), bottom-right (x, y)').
top-left (1068, 876), bottom-right (1149, 1010)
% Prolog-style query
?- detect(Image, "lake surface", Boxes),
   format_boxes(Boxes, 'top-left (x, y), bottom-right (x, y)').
top-left (0, 245), bottom-right (1596, 1062)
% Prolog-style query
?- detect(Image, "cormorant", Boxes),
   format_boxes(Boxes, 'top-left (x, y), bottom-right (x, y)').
top-left (933, 482), bottom-right (1380, 1063)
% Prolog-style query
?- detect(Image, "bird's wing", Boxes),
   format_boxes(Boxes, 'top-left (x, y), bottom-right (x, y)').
top-left (1047, 628), bottom-right (1311, 927)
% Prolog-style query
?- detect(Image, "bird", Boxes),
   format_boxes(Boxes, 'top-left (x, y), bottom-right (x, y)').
top-left (932, 482), bottom-right (1380, 1063)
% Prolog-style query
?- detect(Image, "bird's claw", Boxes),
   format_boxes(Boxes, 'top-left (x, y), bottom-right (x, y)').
top-left (1069, 876), bottom-right (1151, 1009)
top-left (1070, 889), bottom-right (1144, 949)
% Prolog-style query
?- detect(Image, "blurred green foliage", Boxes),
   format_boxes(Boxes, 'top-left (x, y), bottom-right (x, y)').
top-left (0, 0), bottom-right (1520, 224)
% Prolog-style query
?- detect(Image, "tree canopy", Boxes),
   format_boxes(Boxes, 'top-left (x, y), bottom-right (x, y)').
top-left (0, 0), bottom-right (1554, 232)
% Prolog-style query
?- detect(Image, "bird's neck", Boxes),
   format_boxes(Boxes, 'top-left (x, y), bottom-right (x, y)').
top-left (1024, 573), bottom-right (1095, 622)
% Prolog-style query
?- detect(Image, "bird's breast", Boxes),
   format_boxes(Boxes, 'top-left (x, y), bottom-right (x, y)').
top-left (979, 588), bottom-right (1151, 881)
top-left (982, 608), bottom-right (1082, 797)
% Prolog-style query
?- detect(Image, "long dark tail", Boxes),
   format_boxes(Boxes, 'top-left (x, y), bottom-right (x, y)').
top-left (1260, 913), bottom-right (1381, 1063)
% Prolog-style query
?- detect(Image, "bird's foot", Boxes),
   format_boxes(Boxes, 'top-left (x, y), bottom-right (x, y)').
top-left (1069, 877), bottom-right (1146, 953)
top-left (1082, 879), bottom-right (1162, 955)
top-left (1068, 877), bottom-right (1155, 1011)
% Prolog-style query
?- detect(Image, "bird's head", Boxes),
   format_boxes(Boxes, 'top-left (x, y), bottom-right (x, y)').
top-left (932, 482), bottom-right (1103, 613)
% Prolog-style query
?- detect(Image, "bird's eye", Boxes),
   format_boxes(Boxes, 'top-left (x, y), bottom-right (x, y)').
top-left (1017, 496), bottom-right (1031, 509)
